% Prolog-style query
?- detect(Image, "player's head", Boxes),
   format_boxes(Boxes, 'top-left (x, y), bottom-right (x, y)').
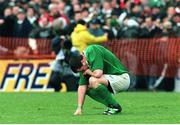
top-left (69, 52), bottom-right (88, 73)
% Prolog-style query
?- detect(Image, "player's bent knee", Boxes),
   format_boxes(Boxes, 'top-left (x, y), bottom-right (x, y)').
top-left (89, 76), bottom-right (97, 84)
top-left (89, 77), bottom-right (99, 88)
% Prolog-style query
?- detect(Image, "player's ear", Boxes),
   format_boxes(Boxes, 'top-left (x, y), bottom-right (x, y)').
top-left (81, 51), bottom-right (85, 56)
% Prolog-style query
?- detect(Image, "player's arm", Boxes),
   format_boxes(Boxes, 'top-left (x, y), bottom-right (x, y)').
top-left (83, 69), bottom-right (103, 78)
top-left (74, 85), bottom-right (87, 115)
top-left (84, 47), bottom-right (104, 78)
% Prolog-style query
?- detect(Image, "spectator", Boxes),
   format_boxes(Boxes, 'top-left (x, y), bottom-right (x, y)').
top-left (26, 6), bottom-right (37, 26)
top-left (29, 14), bottom-right (54, 39)
top-left (12, 6), bottom-right (20, 16)
top-left (48, 3), bottom-right (59, 19)
top-left (70, 19), bottom-right (108, 52)
top-left (58, 0), bottom-right (71, 18)
top-left (89, 18), bottom-right (104, 37)
top-left (166, 6), bottom-right (176, 20)
top-left (117, 15), bottom-right (140, 38)
top-left (13, 8), bottom-right (33, 38)
top-left (106, 9), bottom-right (122, 38)
top-left (140, 16), bottom-right (162, 38)
top-left (52, 17), bottom-right (69, 36)
top-left (49, 37), bottom-right (79, 91)
top-left (81, 8), bottom-right (91, 23)
top-left (0, 7), bottom-right (16, 37)
top-left (28, 0), bottom-right (43, 12)
top-left (171, 13), bottom-right (180, 37)
top-left (0, 0), bottom-right (9, 18)
top-left (102, 0), bottom-right (113, 18)
top-left (68, 10), bottom-right (83, 35)
top-left (103, 18), bottom-right (116, 39)
top-left (72, 3), bottom-right (82, 12)
top-left (71, 0), bottom-right (79, 6)
top-left (129, 3), bottom-right (142, 19)
top-left (89, 0), bottom-right (101, 15)
top-left (161, 21), bottom-right (175, 37)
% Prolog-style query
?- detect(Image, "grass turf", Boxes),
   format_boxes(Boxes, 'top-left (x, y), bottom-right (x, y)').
top-left (0, 92), bottom-right (180, 124)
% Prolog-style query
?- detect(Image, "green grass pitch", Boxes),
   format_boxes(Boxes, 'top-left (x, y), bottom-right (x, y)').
top-left (0, 92), bottom-right (180, 124)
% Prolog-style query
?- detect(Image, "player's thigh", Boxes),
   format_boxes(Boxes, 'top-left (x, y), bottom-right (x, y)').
top-left (104, 73), bottom-right (130, 94)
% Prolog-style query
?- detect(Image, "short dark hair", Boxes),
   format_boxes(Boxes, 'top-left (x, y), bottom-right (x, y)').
top-left (77, 19), bottom-right (86, 25)
top-left (69, 53), bottom-right (83, 73)
top-left (90, 18), bottom-right (101, 25)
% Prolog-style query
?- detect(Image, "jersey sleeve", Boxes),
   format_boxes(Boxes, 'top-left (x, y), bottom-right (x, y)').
top-left (78, 72), bottom-right (89, 85)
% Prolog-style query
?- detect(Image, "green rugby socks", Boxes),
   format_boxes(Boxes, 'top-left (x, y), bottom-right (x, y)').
top-left (87, 88), bottom-right (108, 106)
top-left (86, 84), bottom-right (118, 106)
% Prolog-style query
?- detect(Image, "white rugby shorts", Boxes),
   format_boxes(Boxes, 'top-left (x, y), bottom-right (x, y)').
top-left (104, 73), bottom-right (130, 94)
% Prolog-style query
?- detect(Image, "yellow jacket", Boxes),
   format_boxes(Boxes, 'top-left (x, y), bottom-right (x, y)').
top-left (70, 24), bottom-right (108, 52)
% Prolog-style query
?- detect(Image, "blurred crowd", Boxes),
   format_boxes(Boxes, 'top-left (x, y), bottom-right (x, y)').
top-left (0, 0), bottom-right (179, 40)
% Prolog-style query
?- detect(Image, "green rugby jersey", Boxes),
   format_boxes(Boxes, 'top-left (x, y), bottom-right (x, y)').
top-left (79, 45), bottom-right (128, 85)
